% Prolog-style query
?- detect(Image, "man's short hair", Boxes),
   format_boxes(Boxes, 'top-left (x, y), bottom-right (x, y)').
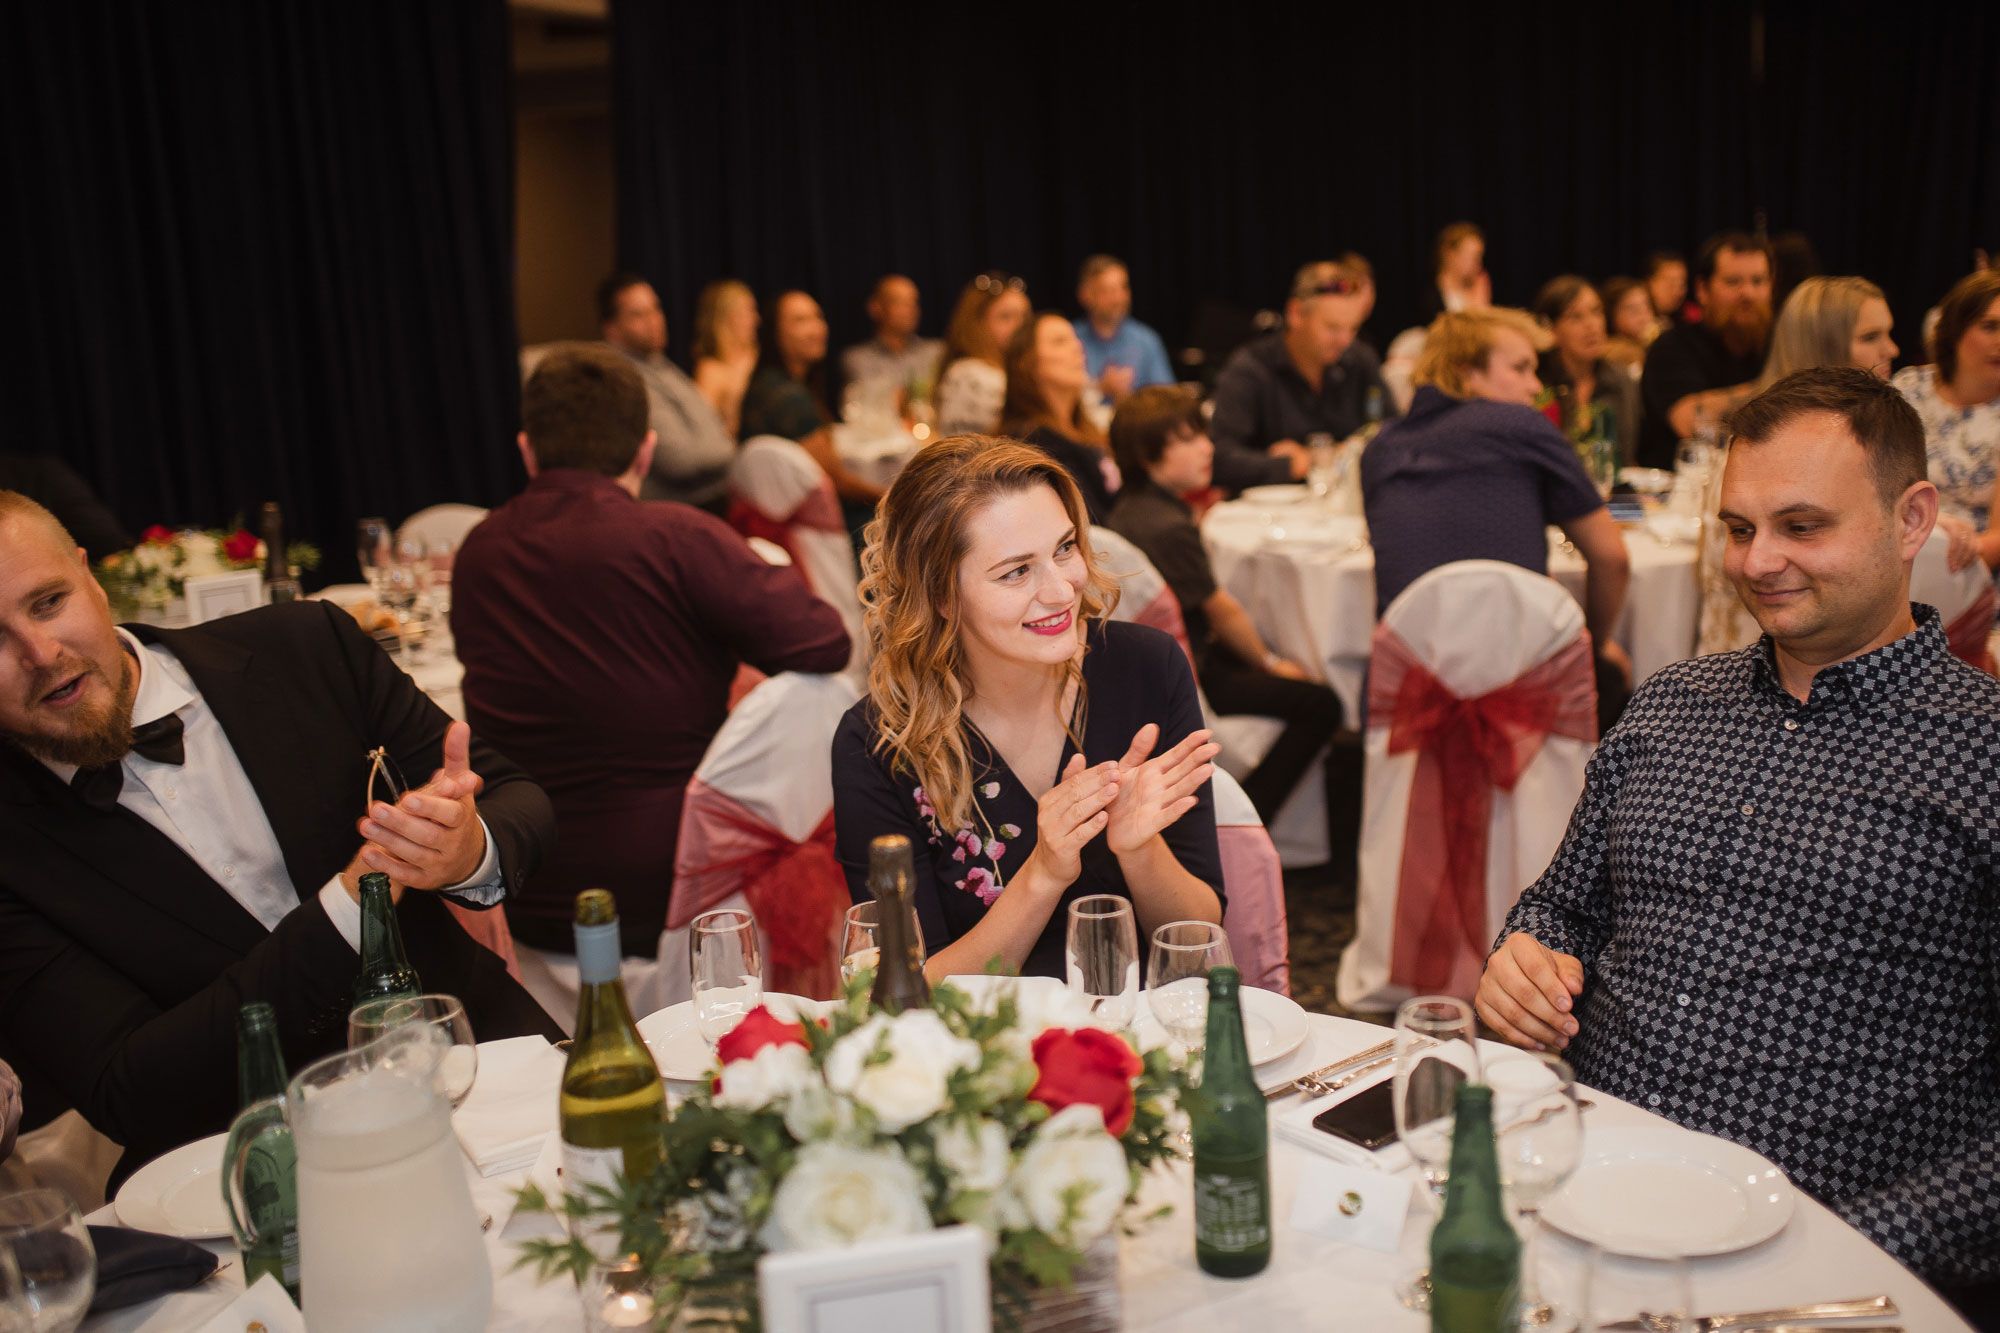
top-left (1693, 232), bottom-right (1772, 286)
top-left (1334, 250), bottom-right (1374, 283)
top-left (1108, 385), bottom-right (1205, 481)
top-left (1930, 268), bottom-right (2000, 384)
top-left (1078, 254), bottom-right (1125, 287)
top-left (1412, 308), bottom-right (1551, 399)
top-left (595, 271), bottom-right (650, 325)
top-left (0, 491), bottom-right (77, 550)
top-left (1724, 365), bottom-right (1926, 507)
top-left (1289, 259), bottom-right (1366, 303)
top-left (521, 344), bottom-right (650, 477)
top-left (1644, 250), bottom-right (1685, 278)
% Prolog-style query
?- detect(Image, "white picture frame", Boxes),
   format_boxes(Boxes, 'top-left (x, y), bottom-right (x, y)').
top-left (758, 1224), bottom-right (991, 1333)
top-left (181, 570), bottom-right (265, 625)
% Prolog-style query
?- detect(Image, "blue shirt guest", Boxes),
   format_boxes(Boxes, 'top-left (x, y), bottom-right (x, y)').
top-left (831, 437), bottom-right (1224, 981)
top-left (1363, 306), bottom-right (1633, 721)
top-left (1478, 367), bottom-right (2000, 1306)
top-left (1073, 255), bottom-right (1174, 405)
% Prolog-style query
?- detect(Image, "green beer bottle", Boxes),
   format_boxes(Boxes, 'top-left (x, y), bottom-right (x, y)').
top-left (1429, 1082), bottom-right (1521, 1332)
top-left (559, 890), bottom-right (666, 1240)
top-left (1191, 966), bottom-right (1271, 1277)
top-left (351, 871), bottom-right (421, 1006)
top-left (222, 1002), bottom-right (301, 1303)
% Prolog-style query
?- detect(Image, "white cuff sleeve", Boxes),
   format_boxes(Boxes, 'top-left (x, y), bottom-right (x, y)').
top-left (441, 817), bottom-right (505, 906)
top-left (317, 877), bottom-right (363, 953)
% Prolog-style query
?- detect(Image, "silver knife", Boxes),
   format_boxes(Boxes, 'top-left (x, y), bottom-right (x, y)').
top-left (1261, 1037), bottom-right (1395, 1100)
top-left (1598, 1296), bottom-right (1896, 1333)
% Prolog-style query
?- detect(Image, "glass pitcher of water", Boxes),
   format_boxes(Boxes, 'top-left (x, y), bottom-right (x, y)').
top-left (287, 1024), bottom-right (492, 1332)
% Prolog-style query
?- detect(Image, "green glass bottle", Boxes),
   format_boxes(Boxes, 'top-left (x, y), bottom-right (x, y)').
top-left (1191, 966), bottom-right (1270, 1277)
top-left (222, 1002), bottom-right (301, 1303)
top-left (559, 890), bottom-right (666, 1230)
top-left (351, 871), bottom-right (421, 1006)
top-left (1429, 1083), bottom-right (1521, 1333)
top-left (867, 835), bottom-right (930, 1014)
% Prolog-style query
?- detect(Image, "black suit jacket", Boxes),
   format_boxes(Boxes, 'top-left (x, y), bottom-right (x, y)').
top-left (0, 600), bottom-right (561, 1176)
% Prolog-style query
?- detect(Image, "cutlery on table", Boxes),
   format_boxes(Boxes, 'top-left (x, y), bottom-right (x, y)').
top-left (1598, 1296), bottom-right (1896, 1333)
top-left (1261, 1038), bottom-right (1394, 1100)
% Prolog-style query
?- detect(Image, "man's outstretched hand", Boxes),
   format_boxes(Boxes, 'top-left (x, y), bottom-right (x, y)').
top-left (349, 722), bottom-right (489, 896)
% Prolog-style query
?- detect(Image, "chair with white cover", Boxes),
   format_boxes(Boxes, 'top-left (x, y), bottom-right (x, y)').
top-left (1337, 560), bottom-right (1598, 1012)
top-left (1909, 527), bottom-right (1998, 675)
top-left (664, 670), bottom-right (863, 1005)
top-left (397, 503), bottom-right (488, 552)
top-left (1210, 767), bottom-right (1290, 996)
top-left (729, 436), bottom-right (865, 676)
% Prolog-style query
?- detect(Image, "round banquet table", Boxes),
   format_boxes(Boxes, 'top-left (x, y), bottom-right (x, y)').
top-left (80, 1013), bottom-right (1973, 1331)
top-left (1202, 496), bottom-right (1700, 723)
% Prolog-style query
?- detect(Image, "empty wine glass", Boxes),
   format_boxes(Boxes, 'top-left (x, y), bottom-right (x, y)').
top-left (356, 517), bottom-right (392, 595)
top-left (348, 993), bottom-right (478, 1106)
top-left (0, 1190), bottom-right (95, 1333)
top-left (1145, 920), bottom-right (1233, 1063)
top-left (1583, 1249), bottom-right (1691, 1332)
top-left (1392, 994), bottom-right (1483, 1312)
top-left (0, 1245), bottom-right (31, 1333)
top-left (841, 899), bottom-right (925, 989)
top-left (1489, 1052), bottom-right (1583, 1330)
top-left (1065, 895), bottom-right (1139, 1030)
top-left (691, 908), bottom-right (763, 1047)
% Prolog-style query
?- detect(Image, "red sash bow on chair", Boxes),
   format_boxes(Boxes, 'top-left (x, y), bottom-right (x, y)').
top-left (1368, 626), bottom-right (1598, 995)
top-left (727, 480), bottom-right (845, 575)
top-left (672, 779), bottom-right (846, 999)
top-left (1944, 585), bottom-right (1999, 676)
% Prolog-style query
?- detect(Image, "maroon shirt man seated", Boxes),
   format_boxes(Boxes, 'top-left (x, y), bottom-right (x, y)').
top-left (451, 344), bottom-right (850, 956)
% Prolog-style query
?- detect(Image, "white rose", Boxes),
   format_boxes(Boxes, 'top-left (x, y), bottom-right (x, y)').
top-left (783, 1083), bottom-right (861, 1143)
top-left (934, 1118), bottom-right (1011, 1193)
top-left (768, 1141), bottom-right (933, 1251)
top-left (824, 1011), bottom-right (980, 1133)
top-left (713, 1042), bottom-right (815, 1112)
top-left (1003, 1103), bottom-right (1130, 1247)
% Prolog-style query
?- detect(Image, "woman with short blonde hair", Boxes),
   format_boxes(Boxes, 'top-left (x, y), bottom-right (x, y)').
top-left (832, 435), bottom-right (1223, 981)
top-left (1413, 307), bottom-right (1551, 399)
top-left (690, 279), bottom-right (759, 437)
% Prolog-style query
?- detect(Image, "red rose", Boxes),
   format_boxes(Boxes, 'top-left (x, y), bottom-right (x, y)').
top-left (222, 530), bottom-right (262, 563)
top-left (1027, 1027), bottom-right (1144, 1136)
top-left (141, 525), bottom-right (176, 546)
top-left (714, 1005), bottom-right (809, 1066)
top-left (1538, 399), bottom-right (1563, 428)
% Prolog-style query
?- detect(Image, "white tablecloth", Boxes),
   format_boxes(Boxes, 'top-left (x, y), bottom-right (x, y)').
top-left (1203, 499), bottom-right (1700, 722)
top-left (82, 1015), bottom-right (1972, 1331)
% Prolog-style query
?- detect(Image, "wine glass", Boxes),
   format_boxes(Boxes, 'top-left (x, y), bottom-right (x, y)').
top-left (1488, 1052), bottom-right (1583, 1330)
top-left (840, 899), bottom-right (926, 988)
top-left (356, 517), bottom-right (392, 595)
top-left (0, 1245), bottom-right (32, 1333)
top-left (0, 1190), bottom-right (95, 1333)
top-left (1145, 921), bottom-right (1233, 1062)
top-left (348, 993), bottom-right (479, 1106)
top-left (426, 536), bottom-right (457, 615)
top-left (1391, 995), bottom-right (1483, 1312)
top-left (691, 908), bottom-right (763, 1047)
top-left (1065, 895), bottom-right (1140, 1030)
top-left (1582, 1249), bottom-right (1691, 1332)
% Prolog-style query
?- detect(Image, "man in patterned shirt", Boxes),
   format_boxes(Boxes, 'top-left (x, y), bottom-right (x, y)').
top-left (1477, 366), bottom-right (1999, 1303)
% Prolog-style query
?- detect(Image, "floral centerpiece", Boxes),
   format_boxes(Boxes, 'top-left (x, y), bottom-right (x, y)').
top-left (94, 525), bottom-right (318, 618)
top-left (517, 977), bottom-right (1193, 1327)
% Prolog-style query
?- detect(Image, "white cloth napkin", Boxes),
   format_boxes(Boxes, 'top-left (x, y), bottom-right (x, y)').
top-left (452, 1035), bottom-right (566, 1177)
top-left (192, 1273), bottom-right (305, 1333)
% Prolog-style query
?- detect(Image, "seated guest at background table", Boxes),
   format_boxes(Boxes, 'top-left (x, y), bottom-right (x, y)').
top-left (1335, 250), bottom-right (1381, 347)
top-left (936, 272), bottom-right (1032, 437)
top-left (1477, 367), bottom-right (2000, 1308)
top-left (0, 491), bottom-right (560, 1182)
top-left (1107, 386), bottom-right (1341, 825)
top-left (0, 451), bottom-right (130, 562)
top-left (1599, 275), bottom-right (1658, 374)
top-left (831, 437), bottom-right (1223, 982)
top-left (1532, 276), bottom-right (1643, 463)
top-left (1894, 268), bottom-right (2000, 552)
top-left (1209, 260), bottom-right (1397, 492)
top-left (598, 272), bottom-right (737, 514)
top-left (690, 278), bottom-right (761, 438)
top-left (1637, 232), bottom-right (1774, 468)
top-left (1644, 250), bottom-right (1690, 326)
top-left (1418, 222), bottom-right (1492, 322)
top-left (741, 289), bottom-right (885, 540)
top-left (1073, 254), bottom-right (1173, 405)
top-left (839, 274), bottom-right (943, 408)
top-left (1000, 312), bottom-right (1119, 521)
top-left (1363, 308), bottom-right (1633, 726)
top-left (452, 345), bottom-right (849, 968)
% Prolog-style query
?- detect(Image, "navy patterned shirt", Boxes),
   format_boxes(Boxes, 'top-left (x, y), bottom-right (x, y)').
top-left (1500, 606), bottom-right (2000, 1284)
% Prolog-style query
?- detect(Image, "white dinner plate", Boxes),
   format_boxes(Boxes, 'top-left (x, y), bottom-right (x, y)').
top-left (114, 1131), bottom-right (234, 1240)
top-left (636, 993), bottom-right (828, 1082)
top-left (1240, 484), bottom-right (1310, 505)
top-left (940, 973), bottom-right (1309, 1068)
top-left (1542, 1124), bottom-right (1795, 1257)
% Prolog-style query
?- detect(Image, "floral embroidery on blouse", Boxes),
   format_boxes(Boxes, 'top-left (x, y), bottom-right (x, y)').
top-left (1895, 365), bottom-right (2000, 528)
top-left (911, 784), bottom-right (1021, 907)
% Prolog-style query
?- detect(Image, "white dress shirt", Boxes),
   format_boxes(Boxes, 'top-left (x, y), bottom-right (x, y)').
top-left (40, 629), bottom-right (502, 950)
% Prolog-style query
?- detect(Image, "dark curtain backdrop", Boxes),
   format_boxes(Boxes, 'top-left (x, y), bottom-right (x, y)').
top-left (3, 1), bottom-right (519, 580)
top-left (615, 1), bottom-right (1997, 373)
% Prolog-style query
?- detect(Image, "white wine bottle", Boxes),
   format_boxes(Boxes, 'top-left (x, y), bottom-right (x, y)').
top-left (558, 889), bottom-right (665, 1245)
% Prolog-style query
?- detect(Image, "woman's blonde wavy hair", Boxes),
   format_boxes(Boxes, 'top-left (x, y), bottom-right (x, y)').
top-left (859, 435), bottom-right (1121, 835)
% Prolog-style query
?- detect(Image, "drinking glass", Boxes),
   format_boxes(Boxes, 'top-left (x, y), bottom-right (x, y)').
top-left (356, 518), bottom-right (392, 595)
top-left (1488, 1052), bottom-right (1583, 1330)
top-left (1391, 995), bottom-right (1483, 1312)
top-left (1145, 920), bottom-right (1233, 1060)
top-left (1305, 432), bottom-right (1337, 499)
top-left (425, 537), bottom-right (457, 614)
top-left (840, 899), bottom-right (925, 988)
top-left (0, 1244), bottom-right (30, 1333)
top-left (582, 1255), bottom-right (657, 1330)
top-left (1582, 1249), bottom-right (1691, 1332)
top-left (1065, 895), bottom-right (1140, 1030)
top-left (0, 1190), bottom-right (95, 1333)
top-left (348, 993), bottom-right (479, 1106)
top-left (691, 908), bottom-right (763, 1047)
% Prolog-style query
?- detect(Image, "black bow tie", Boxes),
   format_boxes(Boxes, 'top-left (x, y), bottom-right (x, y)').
top-left (70, 713), bottom-right (187, 811)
